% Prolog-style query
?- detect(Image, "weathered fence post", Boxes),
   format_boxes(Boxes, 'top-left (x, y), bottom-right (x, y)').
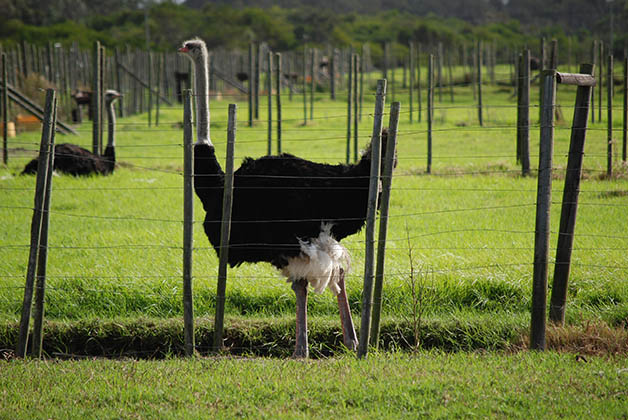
top-left (330, 49), bottom-right (336, 100)
top-left (370, 101), bottom-right (400, 349)
top-left (310, 48), bottom-right (315, 120)
top-left (607, 54), bottom-right (613, 177)
top-left (417, 44), bottom-right (422, 123)
top-left (255, 44), bottom-right (261, 120)
top-left (114, 48), bottom-right (124, 118)
top-left (92, 41), bottom-right (101, 155)
top-left (346, 53), bottom-right (353, 164)
top-left (598, 41), bottom-right (603, 122)
top-left (302, 47), bottom-right (307, 126)
top-left (353, 54), bottom-right (359, 162)
top-left (530, 69), bottom-right (557, 351)
top-left (621, 57), bottom-right (628, 163)
top-left (549, 65), bottom-right (595, 325)
top-left (357, 79), bottom-right (386, 359)
top-left (182, 90), bottom-right (195, 357)
top-left (477, 40), bottom-right (483, 127)
top-left (2, 53), bottom-right (7, 165)
top-left (409, 42), bottom-right (414, 123)
top-left (517, 49), bottom-right (531, 176)
top-left (267, 51), bottom-right (272, 155)
top-left (31, 94), bottom-right (57, 358)
top-left (427, 54), bottom-right (434, 174)
top-left (248, 43), bottom-right (253, 127)
top-left (275, 52), bottom-right (282, 154)
top-left (16, 89), bottom-right (56, 358)
top-left (214, 104), bottom-right (237, 352)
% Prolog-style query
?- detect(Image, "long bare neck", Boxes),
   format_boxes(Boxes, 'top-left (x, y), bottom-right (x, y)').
top-left (106, 100), bottom-right (116, 148)
top-left (195, 52), bottom-right (211, 145)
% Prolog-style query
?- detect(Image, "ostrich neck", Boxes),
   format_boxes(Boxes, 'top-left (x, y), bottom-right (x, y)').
top-left (195, 54), bottom-right (211, 145)
top-left (106, 101), bottom-right (116, 148)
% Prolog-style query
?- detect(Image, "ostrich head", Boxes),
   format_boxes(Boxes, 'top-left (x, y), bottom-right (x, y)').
top-left (178, 38), bottom-right (212, 146)
top-left (105, 89), bottom-right (122, 105)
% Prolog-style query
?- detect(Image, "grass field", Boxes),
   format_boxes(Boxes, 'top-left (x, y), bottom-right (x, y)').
top-left (0, 67), bottom-right (627, 357)
top-left (1, 352), bottom-right (627, 418)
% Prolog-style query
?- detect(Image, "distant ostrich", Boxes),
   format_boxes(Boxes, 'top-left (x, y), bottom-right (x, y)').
top-left (180, 39), bottom-right (391, 358)
top-left (22, 90), bottom-right (122, 176)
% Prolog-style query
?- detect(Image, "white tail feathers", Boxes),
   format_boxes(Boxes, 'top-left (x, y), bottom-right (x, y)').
top-left (281, 223), bottom-right (351, 295)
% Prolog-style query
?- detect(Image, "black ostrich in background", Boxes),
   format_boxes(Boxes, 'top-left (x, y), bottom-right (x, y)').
top-left (180, 39), bottom-right (392, 358)
top-left (22, 90), bottom-right (122, 176)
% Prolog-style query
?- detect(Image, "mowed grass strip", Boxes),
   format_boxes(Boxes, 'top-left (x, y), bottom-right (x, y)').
top-left (1, 352), bottom-right (627, 419)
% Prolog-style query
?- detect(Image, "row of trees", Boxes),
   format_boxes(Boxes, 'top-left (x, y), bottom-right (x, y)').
top-left (0, 0), bottom-right (626, 58)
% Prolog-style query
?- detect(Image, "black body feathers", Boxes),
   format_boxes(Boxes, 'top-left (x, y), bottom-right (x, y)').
top-left (21, 143), bottom-right (115, 176)
top-left (194, 131), bottom-right (391, 269)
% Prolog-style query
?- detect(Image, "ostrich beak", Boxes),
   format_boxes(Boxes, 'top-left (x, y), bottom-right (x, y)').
top-left (178, 46), bottom-right (189, 53)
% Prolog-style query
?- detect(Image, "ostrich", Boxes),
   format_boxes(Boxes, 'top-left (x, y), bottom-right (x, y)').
top-left (180, 39), bottom-right (391, 358)
top-left (22, 90), bottom-right (122, 176)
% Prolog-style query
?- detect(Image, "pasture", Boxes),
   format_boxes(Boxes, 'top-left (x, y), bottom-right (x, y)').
top-left (1, 69), bottom-right (627, 359)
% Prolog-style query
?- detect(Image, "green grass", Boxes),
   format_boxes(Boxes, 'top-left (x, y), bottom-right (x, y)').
top-left (1, 352), bottom-right (626, 419)
top-left (1, 69), bottom-right (627, 353)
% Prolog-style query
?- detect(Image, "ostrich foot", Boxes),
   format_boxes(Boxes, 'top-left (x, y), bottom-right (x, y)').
top-left (292, 278), bottom-right (309, 358)
top-left (337, 268), bottom-right (358, 351)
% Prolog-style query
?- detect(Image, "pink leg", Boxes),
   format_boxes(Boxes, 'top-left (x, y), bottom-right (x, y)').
top-left (292, 278), bottom-right (309, 358)
top-left (337, 268), bottom-right (358, 351)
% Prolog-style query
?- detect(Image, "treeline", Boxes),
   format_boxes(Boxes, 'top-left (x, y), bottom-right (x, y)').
top-left (0, 0), bottom-right (625, 57)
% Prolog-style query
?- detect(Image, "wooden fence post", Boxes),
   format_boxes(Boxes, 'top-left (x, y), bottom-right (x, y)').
top-left (248, 43), bottom-right (253, 127)
top-left (16, 89), bottom-right (56, 358)
top-left (267, 51), bottom-right (272, 156)
top-left (302, 47), bottom-right (307, 126)
top-left (357, 79), bottom-right (386, 359)
top-left (92, 41), bottom-right (101, 155)
top-left (530, 69), bottom-right (557, 351)
top-left (353, 54), bottom-right (359, 162)
top-left (369, 101), bottom-right (400, 348)
top-left (549, 65), bottom-right (595, 325)
top-left (621, 57), bottom-right (628, 163)
top-left (31, 94), bottom-right (57, 358)
top-left (275, 52), bottom-right (282, 154)
top-left (598, 41), bottom-right (603, 122)
top-left (517, 49), bottom-right (531, 176)
top-left (330, 49), bottom-right (336, 100)
top-left (477, 40), bottom-right (483, 127)
top-left (182, 90), bottom-right (195, 357)
top-left (310, 48), bottom-right (315, 120)
top-left (114, 48), bottom-right (124, 118)
top-left (409, 42), bottom-right (414, 123)
top-left (214, 104), bottom-right (237, 352)
top-left (346, 53), bottom-right (353, 164)
top-left (417, 44), bottom-right (422, 123)
top-left (607, 54), bottom-right (613, 177)
top-left (427, 54), bottom-right (434, 174)
top-left (255, 44), bottom-right (261, 120)
top-left (99, 45), bottom-right (105, 155)
top-left (2, 53), bottom-right (8, 165)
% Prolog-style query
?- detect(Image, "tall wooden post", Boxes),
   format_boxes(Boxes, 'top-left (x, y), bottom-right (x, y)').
top-left (549, 65), bottom-right (595, 325)
top-left (31, 94), bottom-right (57, 358)
top-left (16, 89), bottom-right (56, 358)
top-left (182, 90), bottom-right (195, 356)
top-left (607, 54), bottom-right (613, 177)
top-left (357, 79), bottom-right (386, 359)
top-left (409, 42), bottom-right (414, 123)
top-left (427, 54), bottom-right (434, 173)
top-left (92, 41), bottom-right (101, 155)
top-left (267, 51), bottom-right (272, 155)
top-left (369, 101), bottom-right (400, 348)
top-left (353, 54), bottom-right (359, 162)
top-left (477, 40), bottom-right (483, 126)
top-left (2, 53), bottom-right (8, 165)
top-left (530, 70), bottom-right (557, 351)
top-left (346, 54), bottom-right (353, 164)
top-left (214, 104), bottom-right (237, 352)
top-left (248, 43), bottom-right (254, 127)
top-left (517, 49), bottom-right (531, 176)
top-left (310, 48), bottom-right (315, 120)
top-left (623, 56), bottom-right (627, 163)
top-left (302, 47), bottom-right (307, 126)
top-left (275, 52), bottom-right (282, 154)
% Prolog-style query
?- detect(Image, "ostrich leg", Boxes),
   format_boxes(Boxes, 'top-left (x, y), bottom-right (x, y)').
top-left (292, 278), bottom-right (309, 358)
top-left (337, 268), bottom-right (358, 351)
